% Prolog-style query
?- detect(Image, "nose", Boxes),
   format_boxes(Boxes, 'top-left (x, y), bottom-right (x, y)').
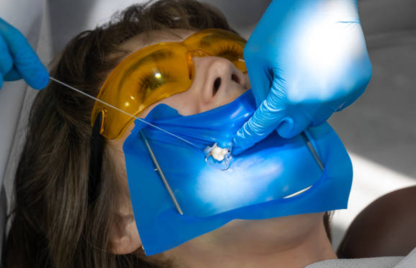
top-left (193, 56), bottom-right (248, 108)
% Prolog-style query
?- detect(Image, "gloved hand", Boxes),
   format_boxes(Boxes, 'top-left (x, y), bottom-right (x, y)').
top-left (0, 18), bottom-right (49, 90)
top-left (232, 0), bottom-right (372, 154)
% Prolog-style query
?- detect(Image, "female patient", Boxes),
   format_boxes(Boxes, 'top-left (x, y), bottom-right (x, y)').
top-left (5, 0), bottom-right (334, 267)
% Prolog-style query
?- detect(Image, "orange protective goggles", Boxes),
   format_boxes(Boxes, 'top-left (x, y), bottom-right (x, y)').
top-left (91, 28), bottom-right (247, 140)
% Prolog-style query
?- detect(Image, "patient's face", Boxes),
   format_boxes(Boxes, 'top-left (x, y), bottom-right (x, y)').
top-left (129, 30), bottom-right (251, 118)
top-left (108, 29), bottom-right (325, 258)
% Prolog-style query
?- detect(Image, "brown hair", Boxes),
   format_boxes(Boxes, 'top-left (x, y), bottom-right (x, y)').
top-left (4, 1), bottom-right (237, 267)
top-left (4, 1), bottom-right (333, 267)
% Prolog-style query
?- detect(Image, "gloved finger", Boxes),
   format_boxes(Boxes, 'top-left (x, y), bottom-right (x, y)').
top-left (243, 51), bottom-right (273, 107)
top-left (0, 18), bottom-right (49, 89)
top-left (4, 66), bottom-right (22, 81)
top-left (0, 35), bottom-right (13, 75)
top-left (276, 112), bottom-right (312, 139)
top-left (336, 82), bottom-right (367, 112)
top-left (232, 84), bottom-right (288, 155)
top-left (232, 109), bottom-right (280, 155)
top-left (232, 59), bottom-right (277, 154)
top-left (338, 54), bottom-right (372, 112)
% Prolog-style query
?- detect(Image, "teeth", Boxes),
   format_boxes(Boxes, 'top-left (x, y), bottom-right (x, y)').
top-left (210, 144), bottom-right (229, 161)
top-left (213, 153), bottom-right (225, 161)
top-left (212, 147), bottom-right (223, 156)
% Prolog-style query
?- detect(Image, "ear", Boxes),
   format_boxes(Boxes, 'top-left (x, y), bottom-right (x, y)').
top-left (109, 213), bottom-right (142, 255)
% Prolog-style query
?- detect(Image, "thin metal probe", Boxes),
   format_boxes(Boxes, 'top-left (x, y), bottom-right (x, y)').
top-left (301, 132), bottom-right (325, 171)
top-left (49, 77), bottom-right (203, 151)
top-left (140, 131), bottom-right (184, 215)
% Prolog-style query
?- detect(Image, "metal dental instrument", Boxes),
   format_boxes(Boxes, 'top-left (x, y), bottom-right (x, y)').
top-left (140, 131), bottom-right (184, 215)
top-left (49, 77), bottom-right (205, 152)
top-left (301, 132), bottom-right (325, 171)
top-left (50, 77), bottom-right (185, 213)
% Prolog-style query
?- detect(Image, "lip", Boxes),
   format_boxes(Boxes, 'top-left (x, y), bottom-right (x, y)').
top-left (209, 85), bottom-right (249, 112)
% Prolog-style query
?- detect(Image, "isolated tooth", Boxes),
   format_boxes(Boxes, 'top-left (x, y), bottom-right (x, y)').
top-left (212, 147), bottom-right (223, 156)
top-left (215, 154), bottom-right (225, 161)
top-left (211, 146), bottom-right (227, 161)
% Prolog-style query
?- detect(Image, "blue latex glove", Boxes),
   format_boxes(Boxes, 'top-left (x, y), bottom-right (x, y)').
top-left (232, 0), bottom-right (372, 154)
top-left (0, 18), bottom-right (49, 90)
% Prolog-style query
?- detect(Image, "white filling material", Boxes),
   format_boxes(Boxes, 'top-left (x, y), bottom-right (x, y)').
top-left (210, 144), bottom-right (229, 161)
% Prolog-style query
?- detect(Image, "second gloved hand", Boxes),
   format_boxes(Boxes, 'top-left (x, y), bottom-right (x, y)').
top-left (0, 18), bottom-right (49, 90)
top-left (232, 0), bottom-right (372, 154)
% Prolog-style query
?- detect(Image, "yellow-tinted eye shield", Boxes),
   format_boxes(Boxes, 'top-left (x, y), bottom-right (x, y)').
top-left (91, 29), bottom-right (247, 140)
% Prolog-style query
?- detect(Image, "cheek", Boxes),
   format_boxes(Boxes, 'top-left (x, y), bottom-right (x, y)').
top-left (139, 90), bottom-right (200, 118)
top-left (244, 73), bottom-right (251, 89)
top-left (163, 91), bottom-right (200, 115)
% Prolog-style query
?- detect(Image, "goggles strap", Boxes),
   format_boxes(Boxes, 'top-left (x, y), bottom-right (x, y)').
top-left (88, 112), bottom-right (105, 205)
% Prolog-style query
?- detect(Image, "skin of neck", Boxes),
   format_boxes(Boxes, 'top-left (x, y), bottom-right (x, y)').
top-left (162, 212), bottom-right (337, 268)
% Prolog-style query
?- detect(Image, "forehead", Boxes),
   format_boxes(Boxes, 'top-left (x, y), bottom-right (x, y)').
top-left (119, 29), bottom-right (196, 54)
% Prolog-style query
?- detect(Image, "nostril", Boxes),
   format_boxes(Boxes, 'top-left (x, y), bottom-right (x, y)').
top-left (231, 74), bottom-right (240, 84)
top-left (213, 77), bottom-right (221, 96)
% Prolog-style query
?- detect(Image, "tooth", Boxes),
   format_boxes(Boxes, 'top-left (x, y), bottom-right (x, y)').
top-left (212, 147), bottom-right (222, 156)
top-left (211, 146), bottom-right (227, 161)
top-left (215, 154), bottom-right (225, 161)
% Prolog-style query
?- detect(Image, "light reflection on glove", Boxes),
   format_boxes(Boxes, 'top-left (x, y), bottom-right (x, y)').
top-left (0, 18), bottom-right (49, 90)
top-left (232, 0), bottom-right (372, 154)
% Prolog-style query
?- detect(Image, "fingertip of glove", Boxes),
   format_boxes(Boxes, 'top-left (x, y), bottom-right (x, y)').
top-left (231, 138), bottom-right (243, 156)
top-left (276, 118), bottom-right (294, 138)
top-left (30, 71), bottom-right (50, 90)
top-left (231, 146), bottom-right (243, 156)
top-left (231, 133), bottom-right (253, 155)
top-left (0, 18), bottom-right (7, 26)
